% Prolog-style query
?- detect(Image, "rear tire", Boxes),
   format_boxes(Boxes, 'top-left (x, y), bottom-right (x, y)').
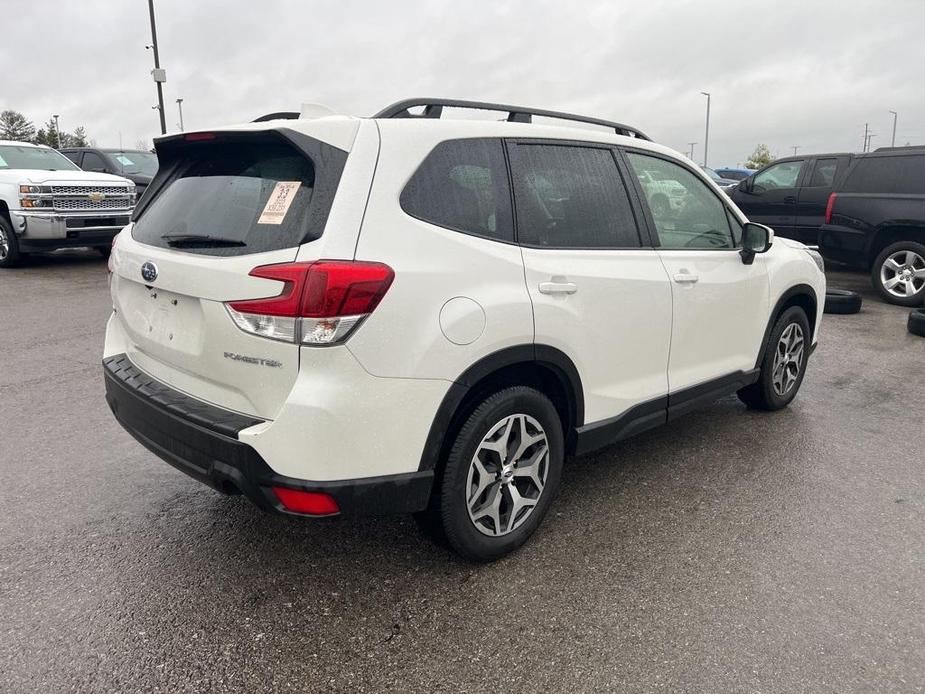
top-left (433, 386), bottom-right (564, 562)
top-left (0, 215), bottom-right (22, 268)
top-left (872, 241), bottom-right (925, 307)
top-left (738, 306), bottom-right (811, 411)
top-left (908, 308), bottom-right (925, 337)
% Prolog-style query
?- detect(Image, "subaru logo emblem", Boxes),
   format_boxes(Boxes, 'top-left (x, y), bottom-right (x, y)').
top-left (140, 261), bottom-right (158, 283)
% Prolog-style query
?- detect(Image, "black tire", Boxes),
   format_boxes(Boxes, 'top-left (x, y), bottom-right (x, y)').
top-left (0, 215), bottom-right (23, 269)
top-left (871, 241), bottom-right (925, 307)
top-left (824, 288), bottom-right (862, 315)
top-left (433, 386), bottom-right (564, 562)
top-left (737, 306), bottom-right (811, 411)
top-left (908, 308), bottom-right (925, 337)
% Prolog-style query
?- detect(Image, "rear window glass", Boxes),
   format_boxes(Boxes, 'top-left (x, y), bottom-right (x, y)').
top-left (133, 138), bottom-right (331, 256)
top-left (842, 154), bottom-right (925, 194)
top-left (809, 158), bottom-right (837, 187)
top-left (400, 138), bottom-right (514, 242)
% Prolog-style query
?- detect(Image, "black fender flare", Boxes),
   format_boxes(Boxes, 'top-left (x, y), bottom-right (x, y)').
top-left (755, 284), bottom-right (819, 368)
top-left (417, 345), bottom-right (583, 471)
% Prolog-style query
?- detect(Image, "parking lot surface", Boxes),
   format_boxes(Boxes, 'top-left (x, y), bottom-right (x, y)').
top-left (1, 252), bottom-right (923, 693)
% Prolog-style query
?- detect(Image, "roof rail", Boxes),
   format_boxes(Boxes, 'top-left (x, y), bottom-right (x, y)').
top-left (252, 112), bottom-right (300, 123)
top-left (873, 144), bottom-right (925, 152)
top-left (373, 98), bottom-right (651, 140)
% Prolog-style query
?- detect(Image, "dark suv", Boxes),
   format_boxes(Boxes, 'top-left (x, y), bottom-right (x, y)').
top-left (60, 148), bottom-right (159, 199)
top-left (819, 147), bottom-right (925, 306)
top-left (727, 152), bottom-right (853, 245)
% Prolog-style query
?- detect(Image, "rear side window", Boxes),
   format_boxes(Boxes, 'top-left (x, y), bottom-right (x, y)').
top-left (508, 144), bottom-right (640, 248)
top-left (400, 138), bottom-right (513, 242)
top-left (133, 134), bottom-right (344, 257)
top-left (842, 155), bottom-right (925, 194)
top-left (809, 158), bottom-right (837, 187)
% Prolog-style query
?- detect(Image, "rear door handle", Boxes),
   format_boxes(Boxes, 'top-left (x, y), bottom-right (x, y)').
top-left (538, 281), bottom-right (578, 295)
top-left (784, 195), bottom-right (797, 203)
top-left (673, 272), bottom-right (699, 284)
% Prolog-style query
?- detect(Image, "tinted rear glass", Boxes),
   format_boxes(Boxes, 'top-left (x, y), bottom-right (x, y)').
top-left (842, 154), bottom-right (925, 194)
top-left (400, 138), bottom-right (514, 242)
top-left (133, 136), bottom-right (337, 257)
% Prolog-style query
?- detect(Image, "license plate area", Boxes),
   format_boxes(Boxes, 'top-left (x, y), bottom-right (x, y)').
top-left (117, 279), bottom-right (205, 357)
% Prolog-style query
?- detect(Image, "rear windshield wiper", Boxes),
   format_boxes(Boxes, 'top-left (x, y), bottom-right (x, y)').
top-left (161, 233), bottom-right (246, 248)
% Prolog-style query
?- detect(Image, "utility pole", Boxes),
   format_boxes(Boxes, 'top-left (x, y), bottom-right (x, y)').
top-left (700, 92), bottom-right (711, 167)
top-left (688, 142), bottom-right (697, 160)
top-left (147, 0), bottom-right (167, 135)
top-left (53, 114), bottom-right (61, 148)
top-left (863, 122), bottom-right (869, 152)
top-left (791, 145), bottom-right (800, 156)
top-left (889, 110), bottom-right (898, 147)
top-left (866, 133), bottom-right (876, 152)
top-left (176, 98), bottom-right (184, 131)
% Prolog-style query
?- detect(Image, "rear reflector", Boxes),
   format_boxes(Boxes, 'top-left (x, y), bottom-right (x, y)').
top-left (272, 487), bottom-right (340, 516)
top-left (824, 192), bottom-right (837, 224)
top-left (226, 260), bottom-right (394, 345)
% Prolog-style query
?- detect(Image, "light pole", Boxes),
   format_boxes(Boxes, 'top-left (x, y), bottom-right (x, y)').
top-left (889, 110), bottom-right (897, 147)
top-left (866, 132), bottom-right (876, 152)
top-left (53, 114), bottom-right (60, 148)
top-left (791, 145), bottom-right (800, 156)
top-left (700, 92), bottom-right (711, 167)
top-left (176, 98), bottom-right (184, 131)
top-left (863, 123), bottom-right (869, 152)
top-left (147, 0), bottom-right (167, 135)
top-left (688, 142), bottom-right (697, 160)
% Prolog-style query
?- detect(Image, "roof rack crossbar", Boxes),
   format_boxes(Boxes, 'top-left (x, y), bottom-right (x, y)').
top-left (373, 98), bottom-right (651, 140)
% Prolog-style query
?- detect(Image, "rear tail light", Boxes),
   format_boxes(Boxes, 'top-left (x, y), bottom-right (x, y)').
top-left (272, 487), bottom-right (340, 516)
top-left (226, 260), bottom-right (394, 345)
top-left (824, 192), bottom-right (837, 224)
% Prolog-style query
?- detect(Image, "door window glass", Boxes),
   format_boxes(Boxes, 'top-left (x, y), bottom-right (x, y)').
top-left (809, 158), bottom-right (837, 187)
top-left (752, 160), bottom-right (804, 191)
top-left (81, 151), bottom-right (108, 172)
top-left (626, 152), bottom-right (734, 249)
top-left (507, 144), bottom-right (641, 248)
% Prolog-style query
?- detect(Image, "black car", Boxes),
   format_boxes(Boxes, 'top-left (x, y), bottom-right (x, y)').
top-left (60, 148), bottom-right (159, 199)
top-left (727, 153), bottom-right (853, 245)
top-left (819, 147), bottom-right (925, 306)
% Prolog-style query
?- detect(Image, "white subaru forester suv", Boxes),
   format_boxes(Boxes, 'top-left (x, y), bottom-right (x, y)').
top-left (104, 99), bottom-right (825, 561)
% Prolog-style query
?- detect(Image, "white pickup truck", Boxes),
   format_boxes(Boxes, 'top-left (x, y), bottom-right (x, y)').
top-left (0, 140), bottom-right (136, 267)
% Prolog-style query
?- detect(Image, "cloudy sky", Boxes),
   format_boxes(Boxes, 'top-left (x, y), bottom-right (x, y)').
top-left (4, 0), bottom-right (923, 166)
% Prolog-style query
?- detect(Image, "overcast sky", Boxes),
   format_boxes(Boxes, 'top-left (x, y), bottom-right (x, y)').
top-left (4, 0), bottom-right (923, 166)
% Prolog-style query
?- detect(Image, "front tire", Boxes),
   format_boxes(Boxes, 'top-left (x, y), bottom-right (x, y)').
top-left (738, 306), bottom-right (811, 411)
top-left (0, 215), bottom-right (22, 268)
top-left (435, 387), bottom-right (564, 562)
top-left (872, 241), bottom-right (925, 306)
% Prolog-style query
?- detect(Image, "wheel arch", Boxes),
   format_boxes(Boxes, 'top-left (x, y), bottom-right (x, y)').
top-left (866, 224), bottom-right (925, 267)
top-left (755, 284), bottom-right (818, 368)
top-left (417, 345), bottom-right (584, 474)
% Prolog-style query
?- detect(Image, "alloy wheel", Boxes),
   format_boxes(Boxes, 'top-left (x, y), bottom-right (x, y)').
top-left (0, 226), bottom-right (8, 261)
top-left (466, 413), bottom-right (549, 537)
top-left (880, 250), bottom-right (925, 299)
top-left (772, 323), bottom-right (805, 397)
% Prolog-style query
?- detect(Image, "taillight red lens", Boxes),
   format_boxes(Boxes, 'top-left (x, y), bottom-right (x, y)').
top-left (228, 261), bottom-right (394, 318)
top-left (824, 192), bottom-right (837, 224)
top-left (272, 487), bottom-right (340, 516)
top-left (185, 132), bottom-right (215, 142)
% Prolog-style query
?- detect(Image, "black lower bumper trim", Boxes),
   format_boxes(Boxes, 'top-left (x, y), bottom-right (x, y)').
top-left (103, 354), bottom-right (434, 515)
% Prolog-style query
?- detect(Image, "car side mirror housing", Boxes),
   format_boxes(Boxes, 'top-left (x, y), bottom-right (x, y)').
top-left (738, 178), bottom-right (752, 193)
top-left (740, 222), bottom-right (773, 264)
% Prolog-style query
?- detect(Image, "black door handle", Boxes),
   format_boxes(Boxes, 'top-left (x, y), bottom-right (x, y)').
top-left (784, 195), bottom-right (797, 203)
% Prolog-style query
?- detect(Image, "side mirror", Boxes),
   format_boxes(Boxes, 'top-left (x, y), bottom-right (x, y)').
top-left (738, 178), bottom-right (752, 193)
top-left (740, 222), bottom-right (773, 264)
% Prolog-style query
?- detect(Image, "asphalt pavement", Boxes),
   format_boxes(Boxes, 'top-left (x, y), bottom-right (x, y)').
top-left (1, 252), bottom-right (923, 693)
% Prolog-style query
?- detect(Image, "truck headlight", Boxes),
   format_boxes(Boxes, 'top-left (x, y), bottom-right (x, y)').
top-left (18, 183), bottom-right (53, 208)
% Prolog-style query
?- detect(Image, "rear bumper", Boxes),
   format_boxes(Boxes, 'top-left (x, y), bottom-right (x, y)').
top-left (103, 354), bottom-right (434, 516)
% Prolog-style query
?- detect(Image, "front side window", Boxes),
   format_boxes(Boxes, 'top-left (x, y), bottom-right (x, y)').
top-left (626, 152), bottom-right (734, 249)
top-left (400, 138), bottom-right (513, 242)
top-left (81, 151), bottom-right (107, 172)
top-left (752, 160), bottom-right (804, 191)
top-left (507, 144), bottom-right (640, 248)
top-left (809, 158), bottom-right (837, 187)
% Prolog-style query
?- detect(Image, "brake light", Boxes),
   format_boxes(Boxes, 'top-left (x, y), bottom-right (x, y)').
top-left (272, 487), bottom-right (340, 516)
top-left (226, 260), bottom-right (394, 345)
top-left (185, 132), bottom-right (215, 142)
top-left (824, 192), bottom-right (837, 224)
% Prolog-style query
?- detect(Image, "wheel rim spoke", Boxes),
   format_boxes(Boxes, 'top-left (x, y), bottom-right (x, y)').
top-left (466, 413), bottom-right (549, 537)
top-left (772, 323), bottom-right (804, 397)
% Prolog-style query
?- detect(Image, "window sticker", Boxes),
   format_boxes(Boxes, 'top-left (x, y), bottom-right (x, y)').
top-left (116, 154), bottom-right (134, 165)
top-left (258, 181), bottom-right (301, 225)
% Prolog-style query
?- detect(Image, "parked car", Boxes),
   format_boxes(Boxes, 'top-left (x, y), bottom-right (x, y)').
top-left (60, 147), bottom-right (158, 199)
top-left (714, 167), bottom-right (753, 181)
top-left (818, 146), bottom-right (925, 306)
top-left (0, 140), bottom-right (136, 267)
top-left (103, 98), bottom-right (825, 561)
top-left (700, 166), bottom-right (739, 187)
top-left (727, 153), bottom-right (853, 244)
